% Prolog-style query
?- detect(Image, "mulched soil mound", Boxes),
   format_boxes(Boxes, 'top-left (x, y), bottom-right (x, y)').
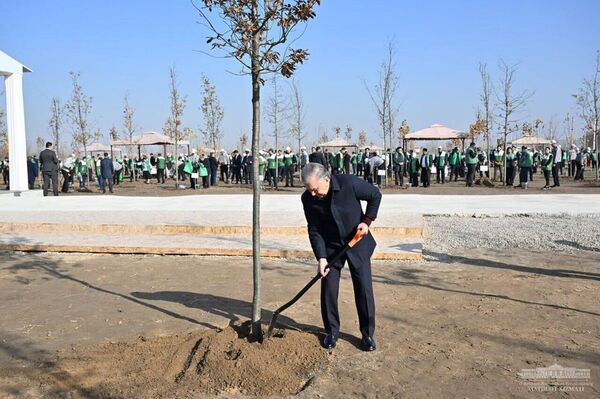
top-left (41, 321), bottom-right (329, 398)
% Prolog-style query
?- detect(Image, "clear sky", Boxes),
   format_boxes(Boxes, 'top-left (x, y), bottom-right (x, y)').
top-left (1, 0), bottom-right (599, 152)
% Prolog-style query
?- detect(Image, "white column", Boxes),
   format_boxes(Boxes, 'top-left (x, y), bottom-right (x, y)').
top-left (4, 72), bottom-right (29, 193)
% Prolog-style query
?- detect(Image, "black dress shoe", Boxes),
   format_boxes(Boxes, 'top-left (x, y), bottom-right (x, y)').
top-left (361, 336), bottom-right (376, 351)
top-left (323, 334), bottom-right (337, 349)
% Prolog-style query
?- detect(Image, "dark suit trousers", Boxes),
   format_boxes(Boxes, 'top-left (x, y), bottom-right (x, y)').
top-left (320, 256), bottom-right (375, 339)
top-left (43, 171), bottom-right (59, 196)
top-left (552, 164), bottom-right (560, 186)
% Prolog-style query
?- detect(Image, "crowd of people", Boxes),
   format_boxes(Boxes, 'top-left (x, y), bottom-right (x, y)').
top-left (2, 140), bottom-right (598, 195)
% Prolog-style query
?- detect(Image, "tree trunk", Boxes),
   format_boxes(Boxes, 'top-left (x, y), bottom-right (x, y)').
top-left (250, 13), bottom-right (262, 341)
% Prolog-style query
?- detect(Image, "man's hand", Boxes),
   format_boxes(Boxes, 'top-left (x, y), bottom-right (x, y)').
top-left (357, 222), bottom-right (370, 237)
top-left (318, 258), bottom-right (330, 277)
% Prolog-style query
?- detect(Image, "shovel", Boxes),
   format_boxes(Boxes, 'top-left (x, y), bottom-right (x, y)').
top-left (266, 230), bottom-right (364, 338)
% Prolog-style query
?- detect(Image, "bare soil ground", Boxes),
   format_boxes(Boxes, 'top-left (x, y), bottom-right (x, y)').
top-left (53, 169), bottom-right (600, 196)
top-left (1, 242), bottom-right (598, 398)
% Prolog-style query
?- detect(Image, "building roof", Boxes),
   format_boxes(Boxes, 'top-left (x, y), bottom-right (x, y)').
top-left (0, 50), bottom-right (32, 74)
top-left (511, 136), bottom-right (552, 146)
top-left (404, 124), bottom-right (466, 140)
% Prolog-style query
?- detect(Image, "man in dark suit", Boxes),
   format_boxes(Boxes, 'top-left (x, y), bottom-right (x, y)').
top-left (301, 162), bottom-right (382, 351)
top-left (308, 146), bottom-right (327, 167)
top-left (39, 142), bottom-right (60, 196)
top-left (100, 152), bottom-right (114, 194)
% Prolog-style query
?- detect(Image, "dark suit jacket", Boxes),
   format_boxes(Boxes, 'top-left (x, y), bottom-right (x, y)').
top-left (308, 151), bottom-right (327, 167)
top-left (302, 174), bottom-right (382, 267)
top-left (39, 149), bottom-right (59, 173)
top-left (100, 158), bottom-right (114, 178)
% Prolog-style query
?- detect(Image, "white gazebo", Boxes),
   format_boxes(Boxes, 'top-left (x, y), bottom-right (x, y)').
top-left (1, 50), bottom-right (32, 194)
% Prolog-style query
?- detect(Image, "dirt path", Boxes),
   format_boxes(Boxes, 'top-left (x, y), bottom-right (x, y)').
top-left (0, 247), bottom-right (598, 398)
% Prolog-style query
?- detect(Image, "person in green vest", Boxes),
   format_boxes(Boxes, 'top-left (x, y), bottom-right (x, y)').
top-left (448, 147), bottom-right (460, 182)
top-left (465, 142), bottom-right (478, 187)
top-left (392, 146), bottom-right (406, 187)
top-left (266, 149), bottom-right (278, 188)
top-left (505, 147), bottom-right (516, 186)
top-left (419, 148), bottom-right (432, 187)
top-left (492, 145), bottom-right (504, 182)
top-left (356, 151), bottom-right (363, 176)
top-left (350, 151), bottom-right (358, 175)
top-left (408, 149), bottom-right (420, 187)
top-left (95, 155), bottom-right (103, 189)
top-left (156, 153), bottom-right (166, 184)
top-left (540, 146), bottom-right (554, 190)
top-left (560, 147), bottom-right (568, 176)
top-left (86, 156), bottom-right (95, 183)
top-left (518, 146), bottom-right (533, 189)
top-left (283, 146), bottom-right (296, 187)
top-left (258, 150), bottom-right (268, 190)
top-left (78, 156), bottom-right (89, 189)
top-left (591, 149), bottom-right (598, 170)
top-left (141, 154), bottom-right (152, 184)
top-left (434, 146), bottom-right (448, 184)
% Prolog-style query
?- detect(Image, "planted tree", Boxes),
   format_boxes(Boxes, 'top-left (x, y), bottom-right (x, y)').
top-left (200, 75), bottom-right (224, 151)
top-left (165, 67), bottom-right (187, 189)
top-left (573, 50), bottom-right (600, 180)
top-left (288, 79), bottom-right (305, 152)
top-left (495, 61), bottom-right (533, 185)
top-left (49, 97), bottom-right (64, 157)
top-left (192, 0), bottom-right (320, 340)
top-left (65, 72), bottom-right (94, 157)
top-left (365, 39), bottom-right (399, 153)
top-left (123, 95), bottom-right (138, 153)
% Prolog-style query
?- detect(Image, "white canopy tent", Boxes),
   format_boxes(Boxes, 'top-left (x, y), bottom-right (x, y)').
top-left (0, 50), bottom-right (32, 194)
top-left (403, 123), bottom-right (468, 150)
top-left (111, 131), bottom-right (190, 158)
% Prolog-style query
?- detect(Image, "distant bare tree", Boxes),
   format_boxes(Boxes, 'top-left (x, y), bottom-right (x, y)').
top-left (495, 61), bottom-right (533, 185)
top-left (122, 95), bottom-right (138, 148)
top-left (365, 39), bottom-right (400, 153)
top-left (65, 72), bottom-right (94, 157)
top-left (239, 132), bottom-right (248, 150)
top-left (564, 112), bottom-right (576, 146)
top-left (545, 116), bottom-right (557, 141)
top-left (267, 76), bottom-right (289, 184)
top-left (399, 119), bottom-right (409, 147)
top-left (318, 129), bottom-right (329, 145)
top-left (573, 50), bottom-right (599, 180)
top-left (358, 130), bottom-right (367, 147)
top-left (109, 125), bottom-right (119, 142)
top-left (332, 126), bottom-right (340, 138)
top-left (35, 136), bottom-right (45, 154)
top-left (49, 97), bottom-right (64, 157)
top-left (479, 63), bottom-right (494, 157)
top-left (288, 79), bottom-right (305, 152)
top-left (200, 75), bottom-right (224, 151)
top-left (165, 67), bottom-right (187, 188)
top-left (344, 126), bottom-right (353, 142)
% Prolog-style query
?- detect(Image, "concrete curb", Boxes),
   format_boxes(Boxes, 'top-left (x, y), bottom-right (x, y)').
top-left (0, 243), bottom-right (422, 260)
top-left (0, 223), bottom-right (423, 238)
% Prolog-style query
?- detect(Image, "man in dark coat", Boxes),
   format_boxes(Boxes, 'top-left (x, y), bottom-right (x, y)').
top-left (39, 142), bottom-right (59, 196)
top-left (100, 152), bottom-right (114, 194)
top-left (27, 155), bottom-right (39, 189)
top-left (309, 146), bottom-right (328, 167)
top-left (301, 162), bottom-right (382, 351)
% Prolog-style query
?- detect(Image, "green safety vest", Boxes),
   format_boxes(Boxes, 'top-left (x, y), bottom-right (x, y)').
top-left (351, 154), bottom-right (357, 164)
top-left (520, 151), bottom-right (533, 167)
top-left (466, 147), bottom-right (478, 165)
top-left (268, 156), bottom-right (276, 169)
top-left (157, 157), bottom-right (166, 169)
top-left (541, 154), bottom-right (553, 171)
top-left (449, 152), bottom-right (459, 165)
top-left (436, 153), bottom-right (446, 167)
